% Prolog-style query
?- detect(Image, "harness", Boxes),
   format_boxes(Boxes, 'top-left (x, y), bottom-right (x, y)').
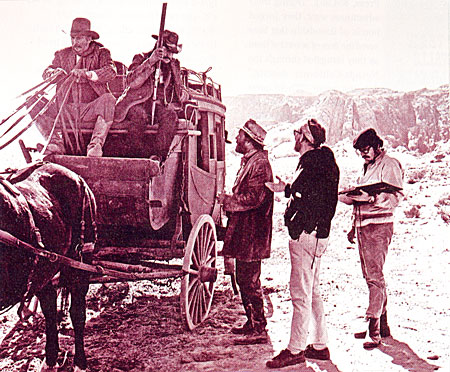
top-left (0, 164), bottom-right (151, 312)
top-left (0, 163), bottom-right (99, 317)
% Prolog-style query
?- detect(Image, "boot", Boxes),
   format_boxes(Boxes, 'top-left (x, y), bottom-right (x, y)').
top-left (354, 317), bottom-right (369, 339)
top-left (231, 320), bottom-right (253, 335)
top-left (43, 131), bottom-right (65, 155)
top-left (363, 317), bottom-right (381, 349)
top-left (380, 311), bottom-right (391, 337)
top-left (86, 116), bottom-right (112, 157)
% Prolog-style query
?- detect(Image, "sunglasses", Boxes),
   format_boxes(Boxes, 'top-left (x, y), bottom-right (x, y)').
top-left (357, 146), bottom-right (372, 154)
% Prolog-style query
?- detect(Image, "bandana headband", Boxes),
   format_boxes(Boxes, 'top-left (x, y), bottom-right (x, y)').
top-left (300, 121), bottom-right (315, 144)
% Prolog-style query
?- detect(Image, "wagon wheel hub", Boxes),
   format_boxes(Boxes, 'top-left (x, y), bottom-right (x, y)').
top-left (198, 265), bottom-right (217, 283)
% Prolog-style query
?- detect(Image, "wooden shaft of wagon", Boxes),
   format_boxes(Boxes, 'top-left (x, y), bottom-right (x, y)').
top-left (90, 269), bottom-right (183, 283)
top-left (0, 229), bottom-right (141, 281)
top-left (93, 245), bottom-right (184, 260)
top-left (92, 260), bottom-right (181, 274)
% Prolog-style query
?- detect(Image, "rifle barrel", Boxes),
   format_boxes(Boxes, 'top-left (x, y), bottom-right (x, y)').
top-left (151, 2), bottom-right (168, 125)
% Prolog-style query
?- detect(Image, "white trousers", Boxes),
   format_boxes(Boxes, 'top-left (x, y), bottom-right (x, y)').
top-left (287, 233), bottom-right (329, 353)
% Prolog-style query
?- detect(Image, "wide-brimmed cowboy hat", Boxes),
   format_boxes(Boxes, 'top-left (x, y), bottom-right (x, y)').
top-left (240, 119), bottom-right (266, 146)
top-left (152, 30), bottom-right (182, 53)
top-left (70, 18), bottom-right (99, 39)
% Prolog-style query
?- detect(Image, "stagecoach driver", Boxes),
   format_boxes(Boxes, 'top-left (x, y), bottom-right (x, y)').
top-left (217, 119), bottom-right (274, 340)
top-left (42, 17), bottom-right (117, 157)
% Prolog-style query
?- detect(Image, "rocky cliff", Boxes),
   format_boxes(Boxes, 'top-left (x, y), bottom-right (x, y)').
top-left (223, 85), bottom-right (449, 153)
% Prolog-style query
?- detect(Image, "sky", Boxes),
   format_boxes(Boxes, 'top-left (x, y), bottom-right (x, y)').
top-left (0, 0), bottom-right (448, 101)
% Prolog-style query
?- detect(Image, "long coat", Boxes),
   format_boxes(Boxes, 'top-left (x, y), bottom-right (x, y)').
top-left (222, 150), bottom-right (274, 261)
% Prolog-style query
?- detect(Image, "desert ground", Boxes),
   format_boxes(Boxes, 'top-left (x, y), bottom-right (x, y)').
top-left (1, 137), bottom-right (449, 372)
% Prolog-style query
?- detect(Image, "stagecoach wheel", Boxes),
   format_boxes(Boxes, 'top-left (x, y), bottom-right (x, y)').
top-left (181, 214), bottom-right (218, 330)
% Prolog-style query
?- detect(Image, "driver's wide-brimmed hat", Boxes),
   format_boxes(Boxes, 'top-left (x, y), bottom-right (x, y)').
top-left (240, 119), bottom-right (266, 146)
top-left (152, 30), bottom-right (182, 53)
top-left (70, 17), bottom-right (99, 40)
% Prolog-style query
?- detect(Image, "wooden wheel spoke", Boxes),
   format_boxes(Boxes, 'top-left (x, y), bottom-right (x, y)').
top-left (205, 255), bottom-right (216, 266)
top-left (207, 239), bottom-right (215, 255)
top-left (196, 226), bottom-right (204, 264)
top-left (197, 236), bottom-right (203, 256)
top-left (193, 287), bottom-right (202, 324)
top-left (203, 282), bottom-right (212, 299)
top-left (191, 245), bottom-right (200, 268)
top-left (199, 286), bottom-right (207, 319)
top-left (202, 227), bottom-right (213, 259)
top-left (187, 267), bottom-right (199, 276)
top-left (188, 282), bottom-right (200, 314)
top-left (188, 280), bottom-right (199, 305)
top-left (188, 276), bottom-right (199, 292)
top-left (197, 227), bottom-right (206, 263)
top-left (181, 215), bottom-right (217, 330)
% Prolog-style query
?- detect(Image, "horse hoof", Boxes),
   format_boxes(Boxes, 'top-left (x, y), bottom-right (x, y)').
top-left (39, 360), bottom-right (59, 372)
top-left (73, 366), bottom-right (86, 372)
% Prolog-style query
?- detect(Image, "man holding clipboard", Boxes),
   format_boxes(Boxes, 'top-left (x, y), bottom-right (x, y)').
top-left (339, 128), bottom-right (403, 349)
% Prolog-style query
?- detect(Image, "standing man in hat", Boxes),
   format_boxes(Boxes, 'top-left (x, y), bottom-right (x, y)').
top-left (265, 119), bottom-right (339, 368)
top-left (217, 119), bottom-right (274, 339)
top-left (42, 17), bottom-right (117, 157)
top-left (114, 30), bottom-right (188, 160)
top-left (339, 128), bottom-right (403, 349)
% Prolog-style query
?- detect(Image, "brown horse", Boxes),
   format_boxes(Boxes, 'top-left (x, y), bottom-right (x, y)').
top-left (0, 162), bottom-right (96, 372)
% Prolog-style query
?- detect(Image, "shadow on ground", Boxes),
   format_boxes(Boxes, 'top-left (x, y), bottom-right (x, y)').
top-left (379, 337), bottom-right (441, 372)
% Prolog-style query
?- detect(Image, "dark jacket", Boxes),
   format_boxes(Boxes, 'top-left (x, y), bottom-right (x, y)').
top-left (222, 150), bottom-right (274, 261)
top-left (46, 41), bottom-right (116, 103)
top-left (284, 146), bottom-right (339, 239)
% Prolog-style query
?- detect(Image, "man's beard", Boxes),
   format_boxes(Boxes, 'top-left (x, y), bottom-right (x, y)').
top-left (235, 143), bottom-right (245, 154)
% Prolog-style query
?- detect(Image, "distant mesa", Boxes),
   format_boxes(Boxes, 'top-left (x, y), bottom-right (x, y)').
top-left (224, 85), bottom-right (449, 153)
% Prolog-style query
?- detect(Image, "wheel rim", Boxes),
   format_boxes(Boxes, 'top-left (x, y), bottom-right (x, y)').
top-left (181, 214), bottom-right (217, 330)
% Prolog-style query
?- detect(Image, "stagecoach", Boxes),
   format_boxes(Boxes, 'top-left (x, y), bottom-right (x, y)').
top-left (14, 65), bottom-right (228, 330)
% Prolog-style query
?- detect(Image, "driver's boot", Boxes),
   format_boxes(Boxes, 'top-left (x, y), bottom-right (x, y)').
top-left (86, 116), bottom-right (112, 157)
top-left (44, 130), bottom-right (65, 155)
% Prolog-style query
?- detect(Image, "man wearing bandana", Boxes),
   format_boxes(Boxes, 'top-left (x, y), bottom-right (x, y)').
top-left (266, 119), bottom-right (339, 368)
top-left (42, 17), bottom-right (117, 157)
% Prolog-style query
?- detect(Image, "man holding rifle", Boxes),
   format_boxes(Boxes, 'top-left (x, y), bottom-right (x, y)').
top-left (114, 29), bottom-right (188, 160)
top-left (339, 128), bottom-right (403, 349)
